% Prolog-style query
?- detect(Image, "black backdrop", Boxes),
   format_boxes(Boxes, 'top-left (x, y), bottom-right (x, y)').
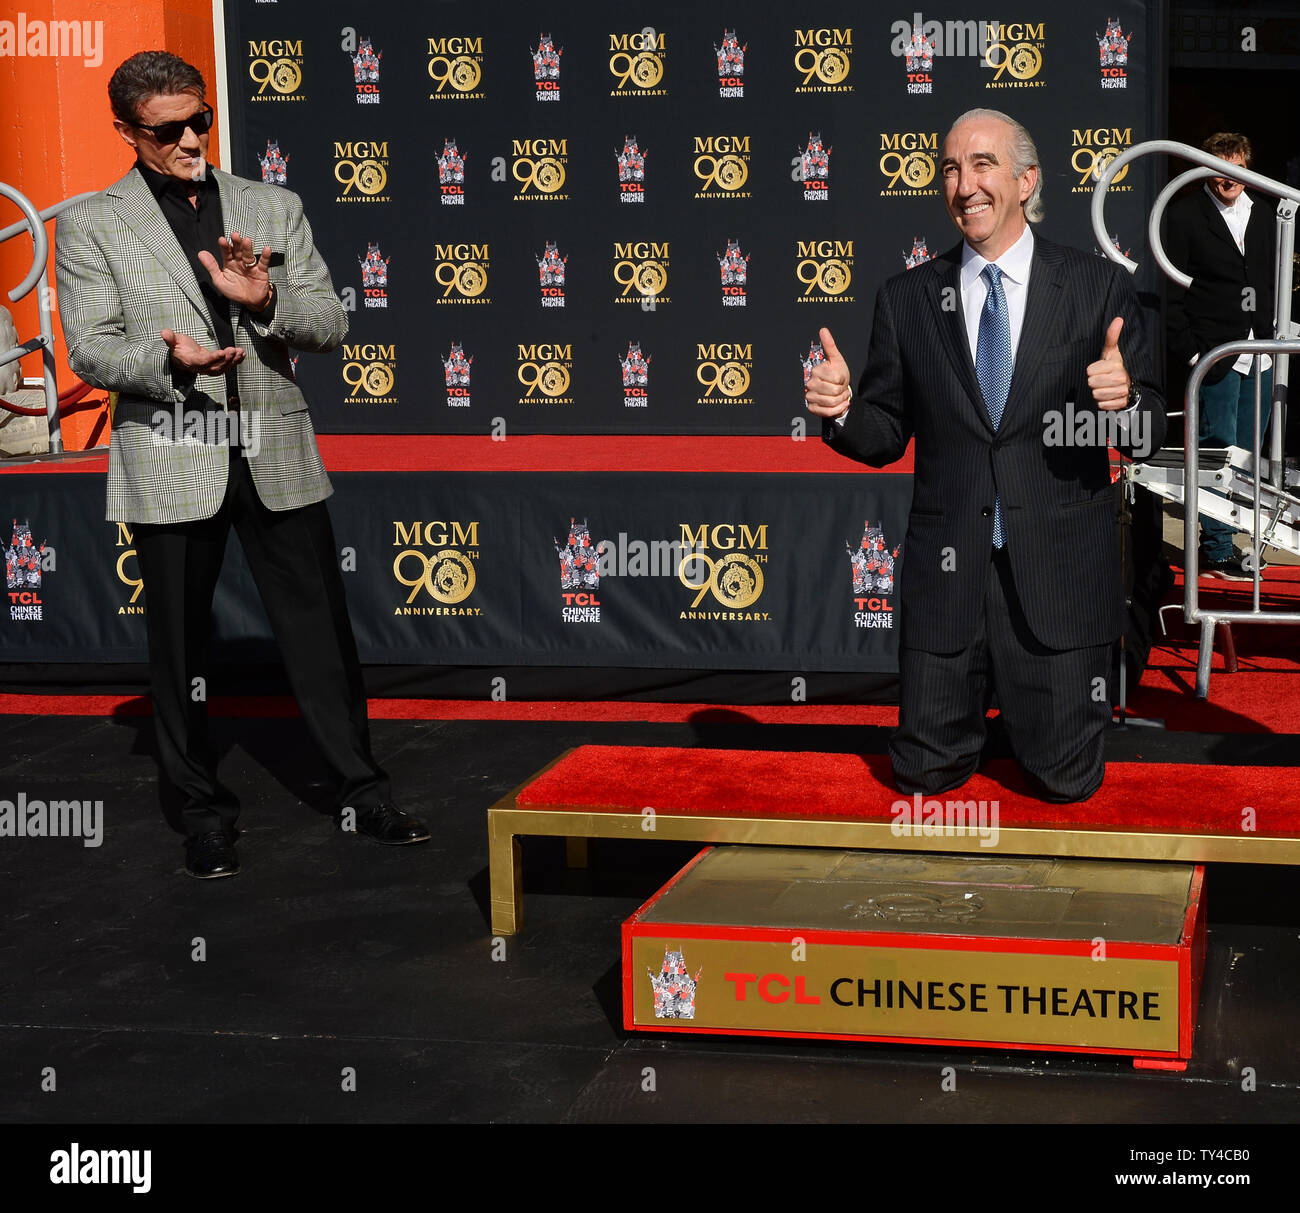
top-left (223, 0), bottom-right (1165, 435)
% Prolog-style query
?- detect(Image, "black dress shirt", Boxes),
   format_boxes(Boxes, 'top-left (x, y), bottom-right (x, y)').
top-left (136, 162), bottom-right (235, 353)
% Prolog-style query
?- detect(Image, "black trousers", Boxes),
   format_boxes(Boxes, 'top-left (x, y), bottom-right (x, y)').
top-left (133, 453), bottom-right (390, 836)
top-left (890, 548), bottom-right (1111, 804)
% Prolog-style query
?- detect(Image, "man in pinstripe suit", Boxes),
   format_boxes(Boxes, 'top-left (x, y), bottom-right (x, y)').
top-left (55, 52), bottom-right (429, 876)
top-left (806, 109), bottom-right (1165, 803)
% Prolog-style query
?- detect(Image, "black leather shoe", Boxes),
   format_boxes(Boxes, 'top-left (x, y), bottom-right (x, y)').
top-left (353, 803), bottom-right (432, 845)
top-left (184, 830), bottom-right (240, 879)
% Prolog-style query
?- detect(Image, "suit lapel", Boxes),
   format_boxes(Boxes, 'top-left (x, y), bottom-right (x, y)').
top-left (107, 168), bottom-right (210, 329)
top-left (1004, 239), bottom-right (1065, 420)
top-left (925, 247), bottom-right (989, 431)
top-left (216, 171), bottom-right (260, 259)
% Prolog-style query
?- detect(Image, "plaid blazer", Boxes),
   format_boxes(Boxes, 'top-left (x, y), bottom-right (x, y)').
top-left (55, 167), bottom-right (347, 524)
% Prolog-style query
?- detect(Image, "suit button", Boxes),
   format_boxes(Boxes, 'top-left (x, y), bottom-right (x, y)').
top-left (227, 394), bottom-right (240, 408)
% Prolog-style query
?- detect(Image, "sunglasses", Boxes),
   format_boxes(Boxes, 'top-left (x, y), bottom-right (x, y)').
top-left (131, 103), bottom-right (215, 145)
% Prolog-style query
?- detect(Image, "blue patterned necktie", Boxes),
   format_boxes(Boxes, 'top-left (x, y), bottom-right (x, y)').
top-left (976, 263), bottom-right (1012, 549)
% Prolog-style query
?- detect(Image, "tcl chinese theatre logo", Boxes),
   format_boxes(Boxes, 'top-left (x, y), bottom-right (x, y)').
top-left (6, 518), bottom-right (50, 622)
top-left (427, 34), bottom-right (484, 100)
top-left (341, 343), bottom-right (397, 404)
top-left (879, 132), bottom-right (938, 197)
top-left (795, 240), bottom-right (853, 305)
top-left (847, 520), bottom-right (900, 629)
top-left (695, 342), bottom-right (754, 406)
top-left (512, 138), bottom-right (568, 201)
top-left (677, 523), bottom-right (771, 623)
top-left (693, 135), bottom-right (750, 199)
top-left (346, 34), bottom-right (381, 104)
top-left (248, 37), bottom-right (305, 102)
top-left (392, 521), bottom-right (481, 617)
top-left (982, 20), bottom-right (1045, 89)
top-left (609, 29), bottom-right (667, 96)
top-left (435, 243), bottom-right (491, 305)
top-left (1070, 127), bottom-right (1133, 194)
top-left (794, 27), bottom-right (852, 93)
top-left (333, 140), bottom-right (390, 204)
top-left (517, 343), bottom-right (574, 406)
top-left (555, 516), bottom-right (600, 624)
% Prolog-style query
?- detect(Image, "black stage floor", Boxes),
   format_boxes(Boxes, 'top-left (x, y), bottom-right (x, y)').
top-left (1, 710), bottom-right (1297, 1148)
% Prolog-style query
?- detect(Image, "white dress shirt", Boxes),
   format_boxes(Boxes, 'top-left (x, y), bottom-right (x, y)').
top-left (960, 224), bottom-right (1034, 362)
top-left (1203, 184), bottom-right (1270, 374)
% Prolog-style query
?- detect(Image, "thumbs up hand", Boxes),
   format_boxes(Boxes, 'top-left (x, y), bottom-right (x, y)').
top-left (804, 327), bottom-right (854, 419)
top-left (1087, 316), bottom-right (1132, 411)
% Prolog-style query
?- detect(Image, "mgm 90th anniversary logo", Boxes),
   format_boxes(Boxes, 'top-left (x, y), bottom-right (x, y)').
top-left (517, 343), bottom-right (574, 406)
top-left (696, 342), bottom-right (754, 406)
top-left (880, 131), bottom-right (938, 197)
top-left (341, 342), bottom-right (396, 404)
top-left (426, 34), bottom-right (484, 100)
top-left (613, 241), bottom-right (669, 307)
top-left (794, 27), bottom-right (853, 93)
top-left (435, 242), bottom-right (490, 305)
top-left (1070, 127), bottom-right (1133, 194)
top-left (609, 28), bottom-right (667, 95)
top-left (333, 140), bottom-right (390, 203)
top-left (982, 20), bottom-right (1045, 88)
top-left (512, 138), bottom-right (568, 200)
top-left (392, 520), bottom-right (480, 617)
top-left (693, 135), bottom-right (751, 199)
top-left (795, 240), bottom-right (853, 305)
top-left (678, 523), bottom-right (770, 622)
top-left (248, 38), bottom-right (304, 102)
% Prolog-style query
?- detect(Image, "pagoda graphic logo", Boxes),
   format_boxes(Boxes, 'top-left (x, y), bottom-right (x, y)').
top-left (350, 36), bottom-right (381, 104)
top-left (903, 236), bottom-right (934, 270)
top-left (1098, 18), bottom-right (1131, 89)
top-left (715, 29), bottom-right (745, 98)
top-left (359, 242), bottom-right (389, 308)
top-left (6, 518), bottom-right (48, 621)
top-left (620, 341), bottom-right (650, 408)
top-left (443, 342), bottom-right (472, 407)
top-left (904, 22), bottom-right (935, 94)
top-left (555, 516), bottom-right (601, 624)
top-left (801, 337), bottom-right (826, 387)
top-left (848, 519), bottom-right (900, 629)
top-left (537, 241), bottom-right (567, 308)
top-left (719, 238), bottom-right (749, 307)
top-left (258, 139), bottom-right (289, 185)
top-left (438, 137), bottom-right (467, 205)
top-left (532, 32), bottom-right (562, 100)
top-left (616, 134), bottom-right (647, 203)
top-left (800, 132), bottom-right (830, 201)
top-left (649, 948), bottom-right (701, 1019)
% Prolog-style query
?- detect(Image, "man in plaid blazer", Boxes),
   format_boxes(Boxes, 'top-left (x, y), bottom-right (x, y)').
top-left (55, 51), bottom-right (430, 877)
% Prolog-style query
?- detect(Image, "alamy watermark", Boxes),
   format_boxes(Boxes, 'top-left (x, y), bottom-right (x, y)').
top-left (891, 793), bottom-right (1000, 848)
top-left (0, 14), bottom-right (103, 68)
top-left (151, 405), bottom-right (262, 457)
top-left (1042, 401), bottom-right (1153, 460)
top-left (0, 792), bottom-right (103, 847)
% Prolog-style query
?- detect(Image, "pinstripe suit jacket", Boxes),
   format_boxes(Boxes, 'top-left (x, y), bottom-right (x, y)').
top-left (825, 236), bottom-right (1166, 653)
top-left (55, 167), bottom-right (346, 524)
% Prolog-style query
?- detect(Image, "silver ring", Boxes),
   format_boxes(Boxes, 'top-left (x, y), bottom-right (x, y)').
top-left (243, 260), bottom-right (258, 269)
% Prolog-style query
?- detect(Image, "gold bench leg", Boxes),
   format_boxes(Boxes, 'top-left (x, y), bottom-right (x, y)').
top-left (565, 837), bottom-right (590, 869)
top-left (489, 822), bottom-right (523, 936)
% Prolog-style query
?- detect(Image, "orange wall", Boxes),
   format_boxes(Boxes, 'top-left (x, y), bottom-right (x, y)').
top-left (0, 0), bottom-right (219, 389)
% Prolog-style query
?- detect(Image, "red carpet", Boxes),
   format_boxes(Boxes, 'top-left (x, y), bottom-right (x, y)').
top-left (517, 745), bottom-right (1300, 836)
top-left (0, 435), bottom-right (912, 476)
top-left (1125, 563), bottom-right (1300, 732)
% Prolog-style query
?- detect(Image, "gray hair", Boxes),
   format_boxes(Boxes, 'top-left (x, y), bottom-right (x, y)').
top-left (948, 107), bottom-right (1044, 223)
top-left (109, 51), bottom-right (206, 125)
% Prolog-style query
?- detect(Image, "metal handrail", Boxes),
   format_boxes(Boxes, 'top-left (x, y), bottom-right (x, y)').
top-left (1091, 140), bottom-right (1299, 697)
top-left (0, 186), bottom-right (96, 455)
